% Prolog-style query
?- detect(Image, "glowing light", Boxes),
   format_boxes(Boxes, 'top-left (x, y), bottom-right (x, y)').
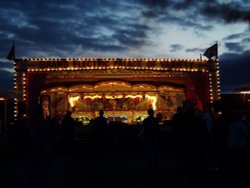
top-left (125, 94), bottom-right (143, 98)
top-left (69, 96), bottom-right (80, 107)
top-left (84, 95), bottom-right (102, 99)
top-left (240, 91), bottom-right (250, 94)
top-left (145, 94), bottom-right (157, 110)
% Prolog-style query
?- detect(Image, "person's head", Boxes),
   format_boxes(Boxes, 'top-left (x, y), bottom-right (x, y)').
top-left (148, 108), bottom-right (154, 116)
top-left (176, 106), bottom-right (183, 113)
top-left (99, 110), bottom-right (104, 116)
top-left (183, 99), bottom-right (196, 113)
top-left (65, 111), bottom-right (72, 117)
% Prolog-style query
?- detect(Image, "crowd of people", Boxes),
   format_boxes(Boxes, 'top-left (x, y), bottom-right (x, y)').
top-left (170, 100), bottom-right (250, 187)
top-left (6, 99), bottom-right (250, 187)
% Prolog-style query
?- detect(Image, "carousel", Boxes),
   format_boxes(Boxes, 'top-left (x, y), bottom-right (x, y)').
top-left (13, 58), bottom-right (220, 124)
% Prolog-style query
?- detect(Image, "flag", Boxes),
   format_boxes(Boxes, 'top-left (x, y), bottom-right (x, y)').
top-left (6, 42), bottom-right (15, 60)
top-left (203, 43), bottom-right (218, 60)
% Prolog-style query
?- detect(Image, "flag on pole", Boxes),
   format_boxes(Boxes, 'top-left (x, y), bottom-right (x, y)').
top-left (203, 43), bottom-right (218, 60)
top-left (6, 42), bottom-right (15, 60)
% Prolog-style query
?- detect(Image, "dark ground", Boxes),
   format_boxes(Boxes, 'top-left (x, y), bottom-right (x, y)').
top-left (0, 125), bottom-right (250, 188)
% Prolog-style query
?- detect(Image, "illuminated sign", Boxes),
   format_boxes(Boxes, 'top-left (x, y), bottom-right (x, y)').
top-left (19, 59), bottom-right (209, 70)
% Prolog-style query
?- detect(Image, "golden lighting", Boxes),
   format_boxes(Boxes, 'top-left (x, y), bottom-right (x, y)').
top-left (158, 86), bottom-right (182, 92)
top-left (69, 96), bottom-right (80, 107)
top-left (104, 95), bottom-right (123, 99)
top-left (94, 81), bottom-right (132, 91)
top-left (125, 94), bottom-right (143, 98)
top-left (51, 87), bottom-right (67, 92)
top-left (69, 85), bottom-right (93, 92)
top-left (84, 95), bottom-right (102, 99)
top-left (145, 94), bottom-right (157, 110)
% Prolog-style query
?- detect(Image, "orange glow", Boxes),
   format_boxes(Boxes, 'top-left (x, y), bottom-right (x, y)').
top-left (69, 96), bottom-right (80, 107)
top-left (145, 94), bottom-right (157, 110)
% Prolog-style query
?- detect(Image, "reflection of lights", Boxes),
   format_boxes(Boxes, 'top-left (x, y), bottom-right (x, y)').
top-left (145, 94), bottom-right (157, 110)
top-left (69, 96), bottom-right (80, 107)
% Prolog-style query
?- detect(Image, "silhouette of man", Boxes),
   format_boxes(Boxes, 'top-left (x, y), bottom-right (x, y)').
top-left (61, 111), bottom-right (76, 154)
top-left (92, 110), bottom-right (108, 155)
top-left (23, 107), bottom-right (55, 188)
top-left (172, 100), bottom-right (210, 161)
top-left (227, 113), bottom-right (249, 181)
top-left (171, 100), bottom-right (210, 187)
top-left (211, 101), bottom-right (230, 172)
top-left (94, 110), bottom-right (108, 131)
top-left (142, 108), bottom-right (159, 168)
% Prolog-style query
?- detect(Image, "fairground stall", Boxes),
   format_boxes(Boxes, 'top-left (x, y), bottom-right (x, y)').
top-left (13, 58), bottom-right (220, 124)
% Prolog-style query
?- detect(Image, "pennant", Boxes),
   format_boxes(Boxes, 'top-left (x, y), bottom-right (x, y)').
top-left (203, 43), bottom-right (218, 60)
top-left (6, 42), bottom-right (15, 60)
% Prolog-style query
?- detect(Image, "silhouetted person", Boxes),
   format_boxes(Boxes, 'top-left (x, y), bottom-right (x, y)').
top-left (9, 113), bottom-right (30, 161)
top-left (22, 107), bottom-right (55, 188)
top-left (172, 106), bottom-right (183, 121)
top-left (172, 100), bottom-right (209, 161)
top-left (141, 108), bottom-right (159, 169)
top-left (172, 100), bottom-right (210, 187)
top-left (202, 106), bottom-right (213, 137)
top-left (94, 110), bottom-right (108, 129)
top-left (92, 110), bottom-right (108, 155)
top-left (211, 101), bottom-right (230, 172)
top-left (227, 113), bottom-right (249, 185)
top-left (61, 111), bottom-right (76, 154)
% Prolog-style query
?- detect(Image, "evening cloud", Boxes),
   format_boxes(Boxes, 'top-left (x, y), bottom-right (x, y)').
top-left (0, 0), bottom-right (250, 92)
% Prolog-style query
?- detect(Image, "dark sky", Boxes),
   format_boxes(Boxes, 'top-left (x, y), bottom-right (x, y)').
top-left (1, 0), bottom-right (250, 93)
